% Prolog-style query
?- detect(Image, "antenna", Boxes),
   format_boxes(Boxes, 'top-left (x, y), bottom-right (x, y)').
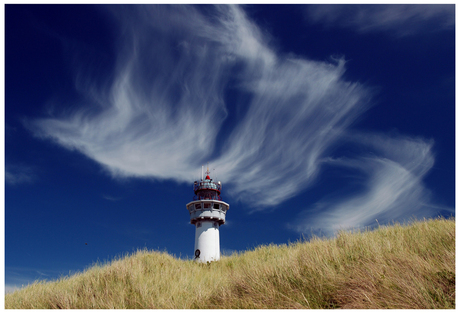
top-left (205, 162), bottom-right (210, 177)
top-left (201, 165), bottom-right (204, 181)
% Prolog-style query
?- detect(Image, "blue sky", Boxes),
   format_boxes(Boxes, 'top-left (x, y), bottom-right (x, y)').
top-left (4, 4), bottom-right (455, 293)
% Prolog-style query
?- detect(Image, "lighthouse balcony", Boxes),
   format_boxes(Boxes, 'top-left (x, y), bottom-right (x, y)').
top-left (186, 200), bottom-right (229, 225)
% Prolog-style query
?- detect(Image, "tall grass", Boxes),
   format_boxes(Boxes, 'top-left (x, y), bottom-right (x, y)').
top-left (5, 217), bottom-right (455, 309)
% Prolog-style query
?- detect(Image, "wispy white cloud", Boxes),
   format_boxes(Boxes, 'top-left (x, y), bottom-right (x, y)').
top-left (28, 5), bottom-right (371, 208)
top-left (5, 164), bottom-right (37, 185)
top-left (29, 5), bottom-right (233, 181)
top-left (305, 4), bottom-right (454, 36)
top-left (213, 58), bottom-right (371, 207)
top-left (289, 132), bottom-right (441, 236)
top-left (27, 5), bottom-right (447, 233)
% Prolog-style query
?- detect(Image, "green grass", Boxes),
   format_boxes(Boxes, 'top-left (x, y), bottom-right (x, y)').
top-left (5, 217), bottom-right (455, 309)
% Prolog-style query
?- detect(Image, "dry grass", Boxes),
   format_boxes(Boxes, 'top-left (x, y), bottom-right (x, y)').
top-left (5, 217), bottom-right (455, 309)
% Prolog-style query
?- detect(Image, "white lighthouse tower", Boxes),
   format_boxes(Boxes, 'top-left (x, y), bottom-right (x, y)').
top-left (186, 166), bottom-right (229, 263)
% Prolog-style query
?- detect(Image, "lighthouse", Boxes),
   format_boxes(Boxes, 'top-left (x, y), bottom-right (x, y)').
top-left (186, 166), bottom-right (229, 263)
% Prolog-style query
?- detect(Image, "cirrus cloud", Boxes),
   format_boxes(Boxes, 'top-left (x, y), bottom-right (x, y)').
top-left (304, 4), bottom-right (454, 37)
top-left (289, 132), bottom-right (445, 236)
top-left (27, 5), bottom-right (448, 234)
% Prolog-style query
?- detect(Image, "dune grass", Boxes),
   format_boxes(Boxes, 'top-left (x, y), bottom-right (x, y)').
top-left (5, 217), bottom-right (455, 309)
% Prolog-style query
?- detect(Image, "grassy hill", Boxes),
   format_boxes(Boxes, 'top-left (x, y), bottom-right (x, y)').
top-left (5, 217), bottom-right (455, 309)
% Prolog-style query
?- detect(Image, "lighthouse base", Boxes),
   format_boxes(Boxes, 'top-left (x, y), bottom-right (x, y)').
top-left (194, 221), bottom-right (220, 263)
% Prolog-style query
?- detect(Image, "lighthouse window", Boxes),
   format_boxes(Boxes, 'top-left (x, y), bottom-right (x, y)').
top-left (195, 204), bottom-right (201, 210)
top-left (222, 205), bottom-right (227, 211)
top-left (213, 204), bottom-right (220, 210)
top-left (204, 203), bottom-right (210, 209)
